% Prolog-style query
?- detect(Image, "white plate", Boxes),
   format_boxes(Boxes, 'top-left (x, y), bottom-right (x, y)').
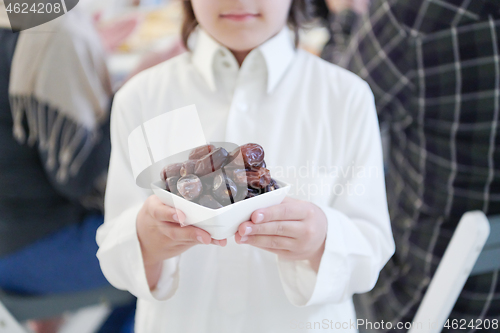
top-left (151, 179), bottom-right (291, 240)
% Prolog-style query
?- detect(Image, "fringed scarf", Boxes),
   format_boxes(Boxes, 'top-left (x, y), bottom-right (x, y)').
top-left (0, 1), bottom-right (112, 184)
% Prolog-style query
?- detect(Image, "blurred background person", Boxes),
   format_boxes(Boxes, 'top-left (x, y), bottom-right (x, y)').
top-left (102, 0), bottom-right (187, 86)
top-left (327, 0), bottom-right (500, 331)
top-left (0, 1), bottom-right (136, 332)
top-left (313, 0), bottom-right (370, 64)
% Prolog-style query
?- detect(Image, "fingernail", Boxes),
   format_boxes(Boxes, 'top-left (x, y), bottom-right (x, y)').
top-left (240, 236), bottom-right (248, 243)
top-left (197, 236), bottom-right (204, 244)
top-left (243, 226), bottom-right (252, 236)
top-left (172, 214), bottom-right (179, 222)
top-left (254, 213), bottom-right (264, 223)
top-left (213, 240), bottom-right (220, 246)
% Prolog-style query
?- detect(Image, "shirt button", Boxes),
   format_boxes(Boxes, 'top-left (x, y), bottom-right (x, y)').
top-left (218, 49), bottom-right (225, 57)
top-left (222, 61), bottom-right (231, 68)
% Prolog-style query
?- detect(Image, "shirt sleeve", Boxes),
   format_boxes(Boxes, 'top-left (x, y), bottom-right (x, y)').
top-left (276, 81), bottom-right (395, 306)
top-left (95, 85), bottom-right (181, 302)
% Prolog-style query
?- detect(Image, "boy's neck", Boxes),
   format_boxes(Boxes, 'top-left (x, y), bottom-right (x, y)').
top-left (231, 50), bottom-right (251, 67)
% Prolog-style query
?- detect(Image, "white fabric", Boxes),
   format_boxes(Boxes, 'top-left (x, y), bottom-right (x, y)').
top-left (97, 27), bottom-right (395, 333)
top-left (0, 1), bottom-right (9, 28)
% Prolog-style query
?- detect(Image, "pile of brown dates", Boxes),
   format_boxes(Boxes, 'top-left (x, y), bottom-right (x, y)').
top-left (160, 143), bottom-right (280, 209)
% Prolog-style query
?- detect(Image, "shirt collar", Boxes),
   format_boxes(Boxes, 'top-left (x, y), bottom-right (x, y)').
top-left (192, 26), bottom-right (296, 94)
top-left (258, 26), bottom-right (296, 94)
top-left (191, 27), bottom-right (221, 92)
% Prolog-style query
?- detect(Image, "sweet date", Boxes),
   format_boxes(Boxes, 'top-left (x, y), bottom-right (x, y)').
top-left (177, 175), bottom-right (203, 201)
top-left (226, 147), bottom-right (245, 167)
top-left (160, 143), bottom-right (279, 207)
top-left (246, 166), bottom-right (271, 188)
top-left (165, 176), bottom-right (180, 194)
top-left (240, 143), bottom-right (264, 168)
top-left (213, 173), bottom-right (237, 205)
top-left (160, 163), bottom-right (183, 182)
top-left (231, 168), bottom-right (248, 186)
top-left (198, 195), bottom-right (223, 209)
top-left (269, 178), bottom-right (280, 191)
top-left (180, 160), bottom-right (197, 177)
top-left (188, 144), bottom-right (215, 160)
top-left (245, 186), bottom-right (262, 199)
top-left (194, 147), bottom-right (228, 177)
top-left (234, 186), bottom-right (249, 202)
top-left (199, 173), bottom-right (215, 194)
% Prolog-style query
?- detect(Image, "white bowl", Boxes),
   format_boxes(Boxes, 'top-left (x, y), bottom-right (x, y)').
top-left (151, 179), bottom-right (291, 240)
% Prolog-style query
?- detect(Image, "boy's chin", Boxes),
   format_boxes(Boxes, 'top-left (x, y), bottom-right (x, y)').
top-left (213, 32), bottom-right (274, 53)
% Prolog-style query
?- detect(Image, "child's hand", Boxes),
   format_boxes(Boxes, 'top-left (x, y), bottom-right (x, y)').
top-left (235, 197), bottom-right (327, 272)
top-left (137, 195), bottom-right (227, 288)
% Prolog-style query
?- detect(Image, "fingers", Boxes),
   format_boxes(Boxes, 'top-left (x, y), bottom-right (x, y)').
top-left (149, 196), bottom-right (227, 246)
top-left (250, 199), bottom-right (311, 224)
top-left (235, 232), bottom-right (295, 251)
top-left (158, 223), bottom-right (207, 243)
top-left (234, 232), bottom-right (307, 260)
top-left (148, 196), bottom-right (186, 224)
top-left (157, 222), bottom-right (227, 247)
top-left (237, 221), bottom-right (302, 238)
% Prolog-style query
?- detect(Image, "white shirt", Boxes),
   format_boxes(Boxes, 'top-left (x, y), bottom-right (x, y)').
top-left (96, 27), bottom-right (395, 333)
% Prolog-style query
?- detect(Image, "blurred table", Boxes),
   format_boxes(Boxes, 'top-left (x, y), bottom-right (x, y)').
top-left (105, 0), bottom-right (182, 87)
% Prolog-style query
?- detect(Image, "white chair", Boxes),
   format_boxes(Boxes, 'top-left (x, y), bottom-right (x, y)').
top-left (355, 211), bottom-right (499, 333)
top-left (0, 301), bottom-right (25, 333)
top-left (409, 211), bottom-right (499, 333)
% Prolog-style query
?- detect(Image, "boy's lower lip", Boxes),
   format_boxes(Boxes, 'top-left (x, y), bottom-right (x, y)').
top-left (220, 14), bottom-right (260, 21)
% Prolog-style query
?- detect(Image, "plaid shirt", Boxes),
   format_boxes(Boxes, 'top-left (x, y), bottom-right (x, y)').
top-left (316, 7), bottom-right (361, 64)
top-left (324, 0), bottom-right (500, 331)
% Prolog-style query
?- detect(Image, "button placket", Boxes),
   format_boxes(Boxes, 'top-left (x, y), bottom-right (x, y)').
top-left (217, 49), bottom-right (238, 71)
top-left (224, 52), bottom-right (266, 143)
top-left (231, 88), bottom-right (250, 114)
top-left (214, 51), bottom-right (238, 101)
top-left (232, 68), bottom-right (251, 114)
